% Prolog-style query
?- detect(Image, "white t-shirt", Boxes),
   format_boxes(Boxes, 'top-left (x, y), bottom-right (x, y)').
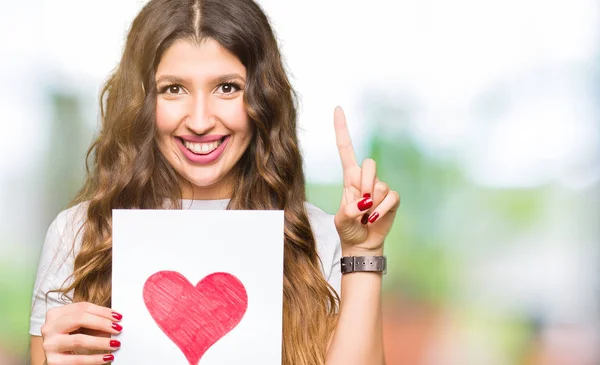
top-left (29, 199), bottom-right (342, 336)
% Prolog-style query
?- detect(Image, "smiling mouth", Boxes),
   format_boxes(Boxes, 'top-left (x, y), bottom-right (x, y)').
top-left (177, 136), bottom-right (227, 155)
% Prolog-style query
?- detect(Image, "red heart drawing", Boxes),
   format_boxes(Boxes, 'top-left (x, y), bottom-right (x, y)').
top-left (143, 271), bottom-right (248, 365)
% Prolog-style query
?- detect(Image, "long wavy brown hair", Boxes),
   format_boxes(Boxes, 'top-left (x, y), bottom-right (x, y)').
top-left (57, 0), bottom-right (339, 363)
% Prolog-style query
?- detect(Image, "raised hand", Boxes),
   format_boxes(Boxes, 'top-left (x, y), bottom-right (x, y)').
top-left (332, 106), bottom-right (401, 255)
top-left (40, 302), bottom-right (122, 364)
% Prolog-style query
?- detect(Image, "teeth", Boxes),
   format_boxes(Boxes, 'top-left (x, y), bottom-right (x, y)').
top-left (183, 139), bottom-right (223, 155)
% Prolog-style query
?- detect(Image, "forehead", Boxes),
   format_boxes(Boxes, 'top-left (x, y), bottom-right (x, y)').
top-left (155, 38), bottom-right (246, 79)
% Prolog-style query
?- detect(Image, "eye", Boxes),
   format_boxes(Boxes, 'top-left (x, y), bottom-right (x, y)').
top-left (216, 82), bottom-right (242, 96)
top-left (158, 84), bottom-right (185, 95)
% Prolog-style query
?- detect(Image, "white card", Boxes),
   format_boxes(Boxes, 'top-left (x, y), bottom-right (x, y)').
top-left (112, 209), bottom-right (285, 364)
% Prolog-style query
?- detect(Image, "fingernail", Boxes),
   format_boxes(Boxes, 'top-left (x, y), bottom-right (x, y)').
top-left (112, 312), bottom-right (123, 321)
top-left (361, 213), bottom-right (369, 225)
top-left (110, 340), bottom-right (121, 348)
top-left (103, 354), bottom-right (114, 362)
top-left (368, 212), bottom-right (379, 223)
top-left (112, 322), bottom-right (123, 332)
top-left (357, 197), bottom-right (373, 211)
top-left (363, 193), bottom-right (371, 198)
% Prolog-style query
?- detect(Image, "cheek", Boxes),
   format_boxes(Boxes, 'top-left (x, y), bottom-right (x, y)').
top-left (155, 100), bottom-right (181, 134)
top-left (219, 100), bottom-right (250, 134)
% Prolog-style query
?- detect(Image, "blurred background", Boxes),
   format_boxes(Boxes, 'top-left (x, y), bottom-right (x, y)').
top-left (1, 0), bottom-right (599, 364)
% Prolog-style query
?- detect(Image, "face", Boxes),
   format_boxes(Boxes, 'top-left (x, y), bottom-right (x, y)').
top-left (155, 38), bottom-right (252, 199)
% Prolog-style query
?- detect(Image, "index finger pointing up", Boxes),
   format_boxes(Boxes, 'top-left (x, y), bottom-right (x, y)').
top-left (334, 106), bottom-right (358, 170)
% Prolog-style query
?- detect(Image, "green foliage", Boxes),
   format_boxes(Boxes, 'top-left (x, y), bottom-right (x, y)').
top-left (306, 184), bottom-right (341, 215)
top-left (0, 262), bottom-right (35, 356)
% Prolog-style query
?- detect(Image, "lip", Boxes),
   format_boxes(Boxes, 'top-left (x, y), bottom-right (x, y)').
top-left (176, 135), bottom-right (230, 165)
top-left (178, 134), bottom-right (227, 143)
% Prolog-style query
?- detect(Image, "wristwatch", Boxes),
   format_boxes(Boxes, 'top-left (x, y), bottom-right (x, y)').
top-left (340, 256), bottom-right (386, 274)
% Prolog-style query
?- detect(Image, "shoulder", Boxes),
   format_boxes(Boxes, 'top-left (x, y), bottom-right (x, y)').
top-left (54, 201), bottom-right (89, 231)
top-left (304, 201), bottom-right (336, 238)
top-left (42, 201), bottom-right (89, 267)
top-left (35, 200), bottom-right (89, 292)
top-left (50, 201), bottom-right (89, 250)
top-left (30, 201), bottom-right (90, 335)
top-left (303, 202), bottom-right (341, 281)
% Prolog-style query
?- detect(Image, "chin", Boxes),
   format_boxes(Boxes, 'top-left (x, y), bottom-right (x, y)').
top-left (178, 166), bottom-right (232, 191)
top-left (181, 173), bottom-right (222, 188)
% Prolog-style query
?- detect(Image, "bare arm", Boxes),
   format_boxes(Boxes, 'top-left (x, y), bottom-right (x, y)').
top-left (326, 263), bottom-right (385, 365)
top-left (30, 336), bottom-right (46, 365)
top-left (325, 107), bottom-right (399, 364)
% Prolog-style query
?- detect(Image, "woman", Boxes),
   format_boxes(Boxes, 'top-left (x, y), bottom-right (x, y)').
top-left (29, 0), bottom-right (400, 364)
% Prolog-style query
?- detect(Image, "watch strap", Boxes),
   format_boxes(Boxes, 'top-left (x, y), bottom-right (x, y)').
top-left (340, 256), bottom-right (387, 274)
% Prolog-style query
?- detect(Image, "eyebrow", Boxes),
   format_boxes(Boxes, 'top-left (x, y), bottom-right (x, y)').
top-left (155, 73), bottom-right (246, 85)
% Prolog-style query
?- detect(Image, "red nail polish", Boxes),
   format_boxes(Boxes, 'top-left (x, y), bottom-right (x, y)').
top-left (103, 354), bottom-right (114, 362)
top-left (363, 193), bottom-right (371, 198)
top-left (112, 323), bottom-right (123, 331)
top-left (368, 212), bottom-right (379, 223)
top-left (361, 213), bottom-right (369, 225)
top-left (110, 340), bottom-right (121, 348)
top-left (112, 312), bottom-right (123, 321)
top-left (357, 197), bottom-right (373, 211)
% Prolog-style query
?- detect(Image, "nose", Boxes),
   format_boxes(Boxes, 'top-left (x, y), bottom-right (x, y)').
top-left (184, 94), bottom-right (216, 134)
